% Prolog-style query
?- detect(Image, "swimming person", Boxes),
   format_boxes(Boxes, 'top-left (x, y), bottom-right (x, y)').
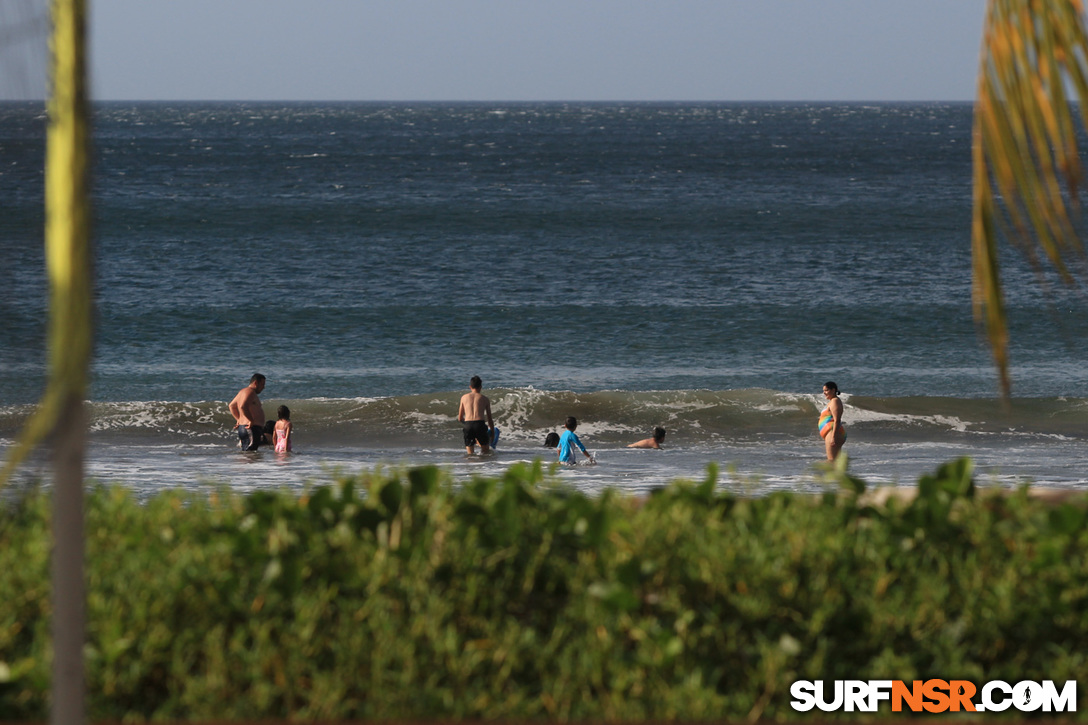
top-left (457, 375), bottom-right (495, 455)
top-left (818, 381), bottom-right (847, 461)
top-left (228, 373), bottom-right (266, 451)
top-left (262, 420), bottom-right (276, 447)
top-left (628, 426), bottom-right (666, 449)
top-left (273, 405), bottom-right (292, 453)
top-left (557, 416), bottom-right (594, 465)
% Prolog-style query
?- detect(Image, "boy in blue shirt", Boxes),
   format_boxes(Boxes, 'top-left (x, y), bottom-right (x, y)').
top-left (557, 416), bottom-right (594, 465)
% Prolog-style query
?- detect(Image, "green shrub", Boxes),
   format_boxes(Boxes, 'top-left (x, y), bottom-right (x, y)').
top-left (0, 459), bottom-right (1085, 720)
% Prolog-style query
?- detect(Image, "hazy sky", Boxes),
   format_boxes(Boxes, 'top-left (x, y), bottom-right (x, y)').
top-left (87, 0), bottom-right (988, 102)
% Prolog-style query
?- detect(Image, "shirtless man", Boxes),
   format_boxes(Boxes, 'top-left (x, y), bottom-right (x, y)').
top-left (457, 375), bottom-right (494, 455)
top-left (229, 373), bottom-right (266, 451)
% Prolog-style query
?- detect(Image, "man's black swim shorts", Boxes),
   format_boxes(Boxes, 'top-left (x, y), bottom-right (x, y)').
top-left (462, 420), bottom-right (489, 448)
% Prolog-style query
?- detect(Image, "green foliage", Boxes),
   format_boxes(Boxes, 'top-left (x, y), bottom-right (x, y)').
top-left (1, 460), bottom-right (1086, 721)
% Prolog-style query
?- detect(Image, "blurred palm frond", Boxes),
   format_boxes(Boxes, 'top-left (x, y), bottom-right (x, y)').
top-left (973, 0), bottom-right (1088, 397)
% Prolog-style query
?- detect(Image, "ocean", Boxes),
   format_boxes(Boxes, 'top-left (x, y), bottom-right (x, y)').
top-left (3, 101), bottom-right (1088, 497)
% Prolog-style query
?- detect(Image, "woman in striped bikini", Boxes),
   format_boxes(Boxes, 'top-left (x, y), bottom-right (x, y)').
top-left (818, 381), bottom-right (847, 461)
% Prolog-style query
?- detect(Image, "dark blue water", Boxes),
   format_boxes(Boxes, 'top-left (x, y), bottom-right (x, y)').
top-left (4, 102), bottom-right (1088, 494)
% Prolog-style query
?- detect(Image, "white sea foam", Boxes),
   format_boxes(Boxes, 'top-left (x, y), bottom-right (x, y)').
top-left (844, 406), bottom-right (971, 433)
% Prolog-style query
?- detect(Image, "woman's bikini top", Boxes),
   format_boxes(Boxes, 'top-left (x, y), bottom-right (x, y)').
top-left (818, 404), bottom-right (846, 439)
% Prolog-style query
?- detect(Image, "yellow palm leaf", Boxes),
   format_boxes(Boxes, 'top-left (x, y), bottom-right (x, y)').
top-left (1, 0), bottom-right (93, 484)
top-left (974, 0), bottom-right (1088, 398)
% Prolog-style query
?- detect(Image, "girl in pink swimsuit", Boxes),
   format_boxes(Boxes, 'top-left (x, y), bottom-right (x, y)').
top-left (273, 405), bottom-right (292, 453)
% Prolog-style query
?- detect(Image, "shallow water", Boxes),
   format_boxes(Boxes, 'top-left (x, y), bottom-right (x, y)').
top-left (3, 102), bottom-right (1087, 496)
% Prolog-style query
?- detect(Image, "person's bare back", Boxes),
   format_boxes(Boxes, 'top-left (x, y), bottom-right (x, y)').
top-left (458, 390), bottom-right (491, 423)
top-left (628, 426), bottom-right (666, 449)
top-left (457, 375), bottom-right (494, 454)
top-left (229, 383), bottom-right (265, 427)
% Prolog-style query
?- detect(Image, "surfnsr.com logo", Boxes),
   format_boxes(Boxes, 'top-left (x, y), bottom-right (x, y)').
top-left (790, 679), bottom-right (1077, 713)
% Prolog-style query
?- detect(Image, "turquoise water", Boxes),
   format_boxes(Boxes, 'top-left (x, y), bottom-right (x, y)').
top-left (3, 102), bottom-right (1088, 494)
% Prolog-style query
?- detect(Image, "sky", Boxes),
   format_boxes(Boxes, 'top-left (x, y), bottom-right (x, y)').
top-left (29, 1), bottom-right (990, 102)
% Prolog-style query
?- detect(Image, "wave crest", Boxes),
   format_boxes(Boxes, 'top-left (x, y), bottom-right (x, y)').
top-left (2, 389), bottom-right (1084, 445)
